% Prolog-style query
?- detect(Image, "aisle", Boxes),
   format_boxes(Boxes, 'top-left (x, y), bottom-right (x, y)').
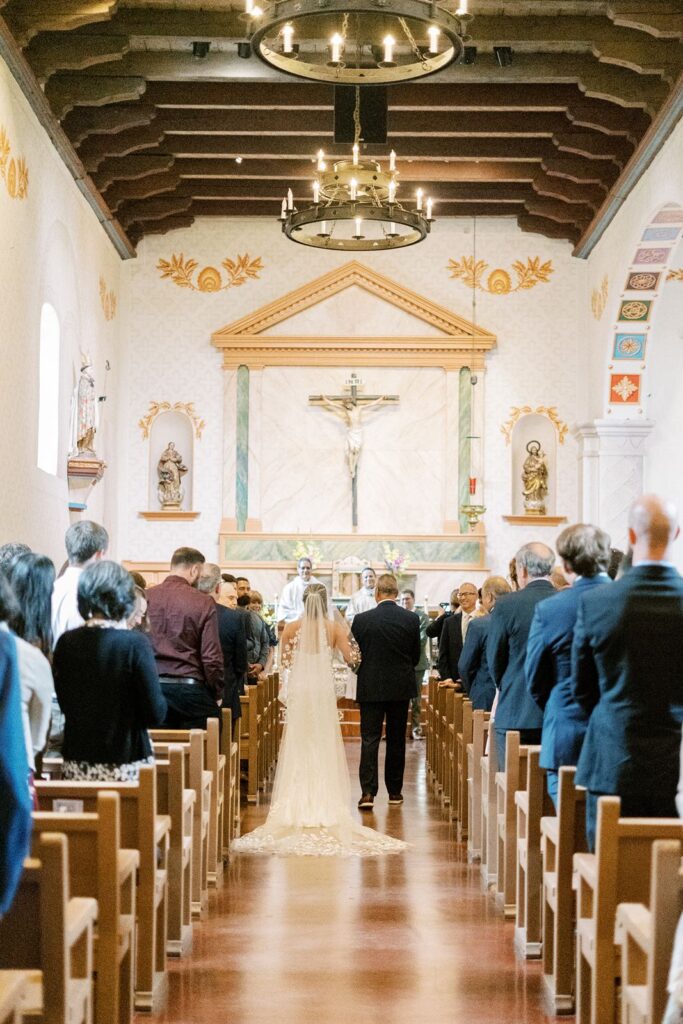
top-left (146, 741), bottom-right (559, 1024)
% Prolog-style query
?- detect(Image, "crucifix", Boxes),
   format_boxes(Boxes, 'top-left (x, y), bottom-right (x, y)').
top-left (309, 373), bottom-right (399, 530)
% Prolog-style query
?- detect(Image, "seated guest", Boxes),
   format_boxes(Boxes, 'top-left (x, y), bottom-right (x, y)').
top-left (572, 495), bottom-right (683, 851)
top-left (425, 588), bottom-right (459, 640)
top-left (458, 576), bottom-right (511, 711)
top-left (147, 547), bottom-right (223, 728)
top-left (345, 568), bottom-right (377, 624)
top-left (525, 524), bottom-right (611, 808)
top-left (51, 520), bottom-right (109, 645)
top-left (437, 582), bottom-right (478, 685)
top-left (198, 567), bottom-right (247, 730)
top-left (53, 561), bottom-right (167, 781)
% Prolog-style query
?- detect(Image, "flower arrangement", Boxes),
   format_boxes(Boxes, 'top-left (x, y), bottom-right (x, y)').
top-left (382, 544), bottom-right (410, 574)
top-left (292, 540), bottom-right (323, 565)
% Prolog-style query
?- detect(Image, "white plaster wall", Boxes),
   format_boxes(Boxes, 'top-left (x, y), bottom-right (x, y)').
top-left (0, 59), bottom-right (122, 565)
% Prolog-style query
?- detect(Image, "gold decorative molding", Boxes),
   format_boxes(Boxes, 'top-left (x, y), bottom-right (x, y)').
top-left (667, 268), bottom-right (683, 282)
top-left (501, 406), bottom-right (569, 445)
top-left (157, 253), bottom-right (263, 293)
top-left (502, 515), bottom-right (567, 526)
top-left (99, 276), bottom-right (117, 321)
top-left (138, 511), bottom-right (200, 521)
top-left (591, 274), bottom-right (609, 320)
top-left (138, 401), bottom-right (205, 440)
top-left (447, 256), bottom-right (554, 295)
top-left (0, 126), bottom-right (28, 200)
top-left (212, 260), bottom-right (497, 371)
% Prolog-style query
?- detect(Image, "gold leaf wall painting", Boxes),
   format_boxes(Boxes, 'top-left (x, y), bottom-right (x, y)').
top-left (591, 275), bottom-right (609, 320)
top-left (156, 253), bottom-right (264, 292)
top-left (0, 126), bottom-right (28, 200)
top-left (99, 276), bottom-right (117, 321)
top-left (138, 401), bottom-right (205, 440)
top-left (667, 269), bottom-right (683, 282)
top-left (447, 255), bottom-right (554, 295)
top-left (500, 405), bottom-right (568, 445)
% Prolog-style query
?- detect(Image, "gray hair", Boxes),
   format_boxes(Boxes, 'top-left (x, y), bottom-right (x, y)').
top-left (515, 542), bottom-right (555, 579)
top-left (0, 542), bottom-right (31, 578)
top-left (297, 556), bottom-right (313, 568)
top-left (481, 575), bottom-right (511, 602)
top-left (556, 523), bottom-right (611, 578)
top-left (65, 521), bottom-right (109, 566)
top-left (628, 494), bottom-right (679, 548)
top-left (197, 563), bottom-right (222, 594)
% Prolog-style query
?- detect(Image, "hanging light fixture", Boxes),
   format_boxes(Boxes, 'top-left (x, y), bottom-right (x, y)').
top-left (459, 214), bottom-right (486, 530)
top-left (245, 0), bottom-right (473, 85)
top-left (278, 90), bottom-right (434, 250)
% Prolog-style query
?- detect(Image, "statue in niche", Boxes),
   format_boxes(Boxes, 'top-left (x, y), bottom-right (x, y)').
top-left (521, 440), bottom-right (549, 515)
top-left (157, 441), bottom-right (188, 509)
top-left (69, 353), bottom-right (97, 457)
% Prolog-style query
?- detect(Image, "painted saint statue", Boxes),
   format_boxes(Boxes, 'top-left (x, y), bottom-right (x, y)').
top-left (69, 354), bottom-right (97, 456)
top-left (521, 440), bottom-right (549, 515)
top-left (157, 441), bottom-right (187, 508)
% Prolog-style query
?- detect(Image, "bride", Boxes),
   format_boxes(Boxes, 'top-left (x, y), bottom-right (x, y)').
top-left (231, 583), bottom-right (406, 857)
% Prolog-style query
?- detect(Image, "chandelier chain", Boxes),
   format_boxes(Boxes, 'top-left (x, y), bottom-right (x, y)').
top-left (353, 85), bottom-right (362, 146)
top-left (398, 17), bottom-right (430, 66)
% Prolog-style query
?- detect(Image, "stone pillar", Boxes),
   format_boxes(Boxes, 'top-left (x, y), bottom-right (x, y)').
top-left (235, 365), bottom-right (249, 532)
top-left (574, 419), bottom-right (654, 548)
top-left (246, 368), bottom-right (262, 531)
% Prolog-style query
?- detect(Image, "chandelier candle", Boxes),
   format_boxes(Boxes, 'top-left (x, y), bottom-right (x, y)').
top-left (389, 150), bottom-right (396, 172)
top-left (428, 25), bottom-right (440, 52)
top-left (330, 32), bottom-right (343, 64)
top-left (281, 23), bottom-right (294, 51)
top-left (287, 188), bottom-right (294, 210)
top-left (416, 188), bottom-right (423, 212)
top-left (317, 149), bottom-right (325, 171)
top-left (382, 34), bottom-right (396, 64)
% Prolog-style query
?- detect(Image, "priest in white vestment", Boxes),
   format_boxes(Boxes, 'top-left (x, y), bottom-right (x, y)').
top-left (345, 568), bottom-right (377, 624)
top-left (277, 558), bottom-right (324, 624)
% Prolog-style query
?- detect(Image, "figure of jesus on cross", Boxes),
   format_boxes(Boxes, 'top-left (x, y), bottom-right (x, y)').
top-left (309, 373), bottom-right (399, 529)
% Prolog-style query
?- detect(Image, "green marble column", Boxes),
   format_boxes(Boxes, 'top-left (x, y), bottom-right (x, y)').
top-left (458, 367), bottom-right (473, 532)
top-left (236, 364), bottom-right (249, 532)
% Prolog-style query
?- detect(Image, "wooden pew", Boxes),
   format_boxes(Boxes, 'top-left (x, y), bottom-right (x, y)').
top-left (240, 686), bottom-right (261, 805)
top-left (495, 734), bottom-right (532, 917)
top-left (541, 765), bottom-right (587, 1014)
top-left (467, 711), bottom-right (490, 863)
top-left (425, 678), bottom-right (437, 785)
top-left (456, 700), bottom-right (473, 839)
top-left (256, 679), bottom-right (269, 793)
top-left (150, 720), bottom-right (225, 888)
top-left (480, 720), bottom-right (499, 892)
top-left (155, 747), bottom-right (195, 957)
top-left (442, 688), bottom-right (456, 808)
top-left (31, 792), bottom-right (138, 1024)
top-left (35, 768), bottom-right (170, 1013)
top-left (574, 796), bottom-right (683, 1024)
top-left (220, 708), bottom-right (240, 850)
top-left (514, 747), bottom-right (554, 958)
top-left (0, 973), bottom-right (27, 1024)
top-left (0, 833), bottom-right (97, 1024)
top-left (152, 732), bottom-right (212, 918)
top-left (617, 839), bottom-right (683, 1024)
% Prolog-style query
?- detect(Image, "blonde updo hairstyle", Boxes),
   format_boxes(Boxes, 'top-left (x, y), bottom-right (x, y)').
top-left (303, 582), bottom-right (328, 613)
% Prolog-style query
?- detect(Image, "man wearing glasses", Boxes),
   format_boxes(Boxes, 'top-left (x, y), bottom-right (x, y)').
top-left (437, 583), bottom-right (479, 685)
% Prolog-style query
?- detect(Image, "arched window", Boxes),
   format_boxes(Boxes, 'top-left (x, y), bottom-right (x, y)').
top-left (37, 302), bottom-right (60, 475)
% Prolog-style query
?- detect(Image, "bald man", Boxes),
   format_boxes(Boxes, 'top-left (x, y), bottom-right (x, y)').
top-left (487, 541), bottom-right (556, 765)
top-left (572, 495), bottom-right (683, 850)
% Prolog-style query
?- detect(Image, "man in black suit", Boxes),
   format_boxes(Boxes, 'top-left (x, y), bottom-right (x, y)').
top-left (437, 582), bottom-right (478, 683)
top-left (571, 495), bottom-right (683, 850)
top-left (352, 573), bottom-right (422, 810)
top-left (486, 542), bottom-right (556, 765)
top-left (198, 567), bottom-right (248, 732)
top-left (457, 575), bottom-right (511, 710)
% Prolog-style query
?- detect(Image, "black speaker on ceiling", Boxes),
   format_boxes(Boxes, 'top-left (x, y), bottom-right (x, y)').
top-left (334, 86), bottom-right (387, 145)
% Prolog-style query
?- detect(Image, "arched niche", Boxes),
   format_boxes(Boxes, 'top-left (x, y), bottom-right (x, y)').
top-left (138, 402), bottom-right (204, 520)
top-left (510, 413), bottom-right (557, 517)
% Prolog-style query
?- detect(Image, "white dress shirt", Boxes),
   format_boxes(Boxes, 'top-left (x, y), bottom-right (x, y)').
top-left (345, 587), bottom-right (377, 624)
top-left (0, 624), bottom-right (54, 770)
top-left (461, 612), bottom-right (472, 642)
top-left (51, 566), bottom-right (84, 646)
top-left (277, 575), bottom-right (324, 623)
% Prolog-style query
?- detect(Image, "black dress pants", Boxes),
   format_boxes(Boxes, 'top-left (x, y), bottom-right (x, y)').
top-left (359, 700), bottom-right (410, 797)
top-left (160, 680), bottom-right (220, 730)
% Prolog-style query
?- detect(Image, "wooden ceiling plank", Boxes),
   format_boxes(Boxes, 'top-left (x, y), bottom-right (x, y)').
top-left (61, 101), bottom-right (157, 143)
top-left (103, 170), bottom-right (182, 210)
top-left (92, 151), bottom-right (175, 189)
top-left (608, 5), bottom-right (683, 41)
top-left (523, 195), bottom-right (593, 225)
top-left (45, 72), bottom-right (147, 119)
top-left (517, 212), bottom-right (580, 242)
top-left (24, 31), bottom-right (129, 83)
top-left (187, 198), bottom-right (523, 218)
top-left (542, 154), bottom-right (620, 184)
top-left (532, 172), bottom-right (606, 209)
top-left (176, 178), bottom-right (538, 202)
top-left (127, 213), bottom-right (195, 246)
top-left (553, 131), bottom-right (634, 163)
top-left (3, 0), bottom-right (117, 47)
top-left (566, 100), bottom-right (650, 141)
top-left (77, 122), bottom-right (166, 169)
top-left (117, 194), bottom-right (194, 228)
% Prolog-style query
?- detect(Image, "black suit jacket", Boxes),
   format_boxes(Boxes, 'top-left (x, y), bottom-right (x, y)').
top-left (352, 600), bottom-right (421, 702)
top-left (437, 612), bottom-right (465, 681)
top-left (216, 604), bottom-right (248, 721)
top-left (572, 563), bottom-right (683, 796)
top-left (457, 615), bottom-right (496, 711)
top-left (486, 579), bottom-right (556, 731)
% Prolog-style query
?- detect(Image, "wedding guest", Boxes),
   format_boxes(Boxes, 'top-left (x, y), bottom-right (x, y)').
top-left (425, 588), bottom-right (460, 640)
top-left (236, 576), bottom-right (251, 601)
top-left (277, 558), bottom-right (324, 625)
top-left (346, 568), bottom-right (377, 624)
top-left (221, 581), bottom-right (238, 609)
top-left (487, 542), bottom-right (556, 764)
top-left (237, 593), bottom-right (272, 680)
top-left (198, 566), bottom-right (247, 728)
top-left (525, 524), bottom-right (611, 807)
top-left (572, 495), bottom-right (683, 850)
top-left (147, 547), bottom-right (223, 729)
top-left (128, 585), bottom-right (149, 632)
top-left (507, 557), bottom-right (520, 591)
top-left (0, 608), bottom-right (31, 915)
top-left (51, 520), bottom-right (109, 645)
top-left (0, 542), bottom-right (31, 578)
top-left (458, 576), bottom-right (511, 711)
top-left (398, 589), bottom-right (430, 738)
top-left (249, 590), bottom-right (278, 651)
top-left (53, 561), bottom-right (166, 781)
top-left (607, 547), bottom-right (624, 581)
top-left (550, 567), bottom-right (571, 590)
top-left (437, 582), bottom-right (478, 685)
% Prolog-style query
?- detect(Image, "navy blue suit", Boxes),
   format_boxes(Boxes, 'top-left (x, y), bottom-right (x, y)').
top-left (216, 604), bottom-right (248, 723)
top-left (572, 563), bottom-right (683, 849)
top-left (525, 574), bottom-right (609, 804)
top-left (457, 615), bottom-right (496, 711)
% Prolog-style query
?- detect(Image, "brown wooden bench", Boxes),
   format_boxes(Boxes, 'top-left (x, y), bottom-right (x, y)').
top-left (456, 699), bottom-right (473, 839)
top-left (514, 746), bottom-right (554, 958)
top-left (467, 710), bottom-right (490, 864)
top-left (220, 708), bottom-right (240, 851)
top-left (239, 687), bottom-right (261, 805)
top-left (155, 746), bottom-right (195, 957)
top-left (480, 720), bottom-right (499, 892)
top-left (495, 733), bottom-right (532, 916)
top-left (0, 973), bottom-right (27, 1024)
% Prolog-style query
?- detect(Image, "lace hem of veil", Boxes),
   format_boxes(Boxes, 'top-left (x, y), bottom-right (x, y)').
top-left (232, 823), bottom-right (406, 858)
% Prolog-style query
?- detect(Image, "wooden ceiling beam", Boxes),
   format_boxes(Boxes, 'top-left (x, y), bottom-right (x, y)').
top-left (171, 178), bottom-right (538, 203)
top-left (188, 198), bottom-right (523, 219)
top-left (566, 100), bottom-right (650, 140)
top-left (553, 131), bottom-right (634, 163)
top-left (92, 152), bottom-right (175, 189)
top-left (45, 72), bottom-right (147, 119)
top-left (103, 170), bottom-right (182, 210)
top-left (532, 172), bottom-right (607, 209)
top-left (173, 157), bottom-right (548, 182)
top-left (542, 155), bottom-right (620, 184)
top-left (523, 196), bottom-right (594, 225)
top-left (77, 122), bottom-right (166, 169)
top-left (24, 31), bottom-right (129, 83)
top-left (117, 194), bottom-right (194, 228)
top-left (517, 213), bottom-right (580, 242)
top-left (127, 213), bottom-right (195, 246)
top-left (61, 101), bottom-right (157, 143)
top-left (2, 0), bottom-right (116, 46)
top-left (608, 4), bottom-right (683, 41)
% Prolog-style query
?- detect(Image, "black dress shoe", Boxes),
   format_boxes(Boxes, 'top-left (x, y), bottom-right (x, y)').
top-left (388, 793), bottom-right (404, 805)
top-left (358, 793), bottom-right (374, 810)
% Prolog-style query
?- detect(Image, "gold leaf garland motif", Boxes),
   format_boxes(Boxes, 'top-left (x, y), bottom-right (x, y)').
top-left (447, 255), bottom-right (554, 295)
top-left (591, 274), bottom-right (609, 320)
top-left (99, 276), bottom-right (117, 321)
top-left (0, 126), bottom-right (29, 200)
top-left (667, 268), bottom-right (683, 282)
top-left (156, 253), bottom-right (264, 292)
top-left (138, 401), bottom-right (205, 440)
top-left (501, 405), bottom-right (568, 445)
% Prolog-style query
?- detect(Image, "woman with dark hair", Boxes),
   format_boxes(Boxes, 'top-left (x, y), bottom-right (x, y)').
top-left (53, 560), bottom-right (167, 781)
top-left (10, 553), bottom-right (55, 656)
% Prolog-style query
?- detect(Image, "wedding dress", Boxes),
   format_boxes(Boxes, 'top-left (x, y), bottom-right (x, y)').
top-left (231, 591), bottom-right (406, 858)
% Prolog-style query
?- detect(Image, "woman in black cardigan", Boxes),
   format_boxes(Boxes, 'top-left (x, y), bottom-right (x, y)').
top-left (54, 561), bottom-right (167, 781)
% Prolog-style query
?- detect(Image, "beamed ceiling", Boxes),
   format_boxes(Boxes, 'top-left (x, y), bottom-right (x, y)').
top-left (0, 1), bottom-right (681, 256)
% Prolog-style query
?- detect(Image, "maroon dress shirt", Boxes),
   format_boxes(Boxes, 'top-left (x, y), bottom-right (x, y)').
top-left (147, 575), bottom-right (224, 699)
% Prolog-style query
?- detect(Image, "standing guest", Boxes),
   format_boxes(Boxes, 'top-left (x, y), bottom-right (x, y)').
top-left (198, 567), bottom-right (247, 729)
top-left (352, 574), bottom-right (421, 810)
top-left (550, 567), bottom-right (571, 590)
top-left (425, 589), bottom-right (460, 640)
top-left (458, 576), bottom-right (511, 711)
top-left (277, 557), bottom-right (324, 625)
top-left (572, 495), bottom-right (683, 851)
top-left (0, 542), bottom-right (31, 578)
top-left (221, 573), bottom-right (237, 585)
top-left (237, 593), bottom-right (272, 680)
top-left (345, 568), bottom-right (378, 624)
top-left (525, 524), bottom-right (611, 807)
top-left (437, 582), bottom-right (478, 685)
top-left (249, 590), bottom-right (278, 652)
top-left (53, 561), bottom-right (167, 781)
top-left (0, 606), bottom-right (31, 915)
top-left (507, 557), bottom-right (520, 592)
top-left (398, 589), bottom-right (430, 739)
top-left (487, 542), bottom-right (556, 765)
top-left (51, 520), bottom-right (109, 645)
top-left (221, 581), bottom-right (238, 609)
top-left (128, 585), bottom-right (149, 632)
top-left (607, 547), bottom-right (625, 581)
top-left (235, 576), bottom-right (251, 601)
top-left (147, 547), bottom-right (223, 729)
